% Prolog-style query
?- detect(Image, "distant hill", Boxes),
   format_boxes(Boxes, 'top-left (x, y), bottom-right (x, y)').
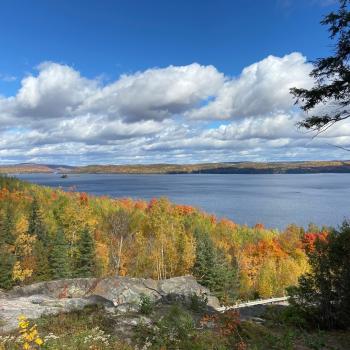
top-left (0, 163), bottom-right (74, 174)
top-left (2, 160), bottom-right (350, 174)
top-left (73, 161), bottom-right (350, 174)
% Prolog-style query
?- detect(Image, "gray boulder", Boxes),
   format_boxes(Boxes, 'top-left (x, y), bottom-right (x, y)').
top-left (0, 276), bottom-right (219, 334)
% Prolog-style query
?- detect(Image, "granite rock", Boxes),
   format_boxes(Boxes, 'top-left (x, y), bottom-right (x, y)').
top-left (0, 276), bottom-right (219, 334)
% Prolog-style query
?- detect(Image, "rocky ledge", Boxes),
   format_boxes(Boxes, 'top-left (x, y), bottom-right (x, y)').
top-left (0, 276), bottom-right (219, 334)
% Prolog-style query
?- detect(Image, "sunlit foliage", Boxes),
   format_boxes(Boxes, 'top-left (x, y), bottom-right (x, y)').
top-left (0, 175), bottom-right (319, 301)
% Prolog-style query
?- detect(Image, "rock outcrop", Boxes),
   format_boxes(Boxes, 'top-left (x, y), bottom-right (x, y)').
top-left (0, 276), bottom-right (219, 334)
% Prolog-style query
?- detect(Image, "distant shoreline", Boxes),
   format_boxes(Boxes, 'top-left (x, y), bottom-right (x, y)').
top-left (2, 160), bottom-right (350, 175)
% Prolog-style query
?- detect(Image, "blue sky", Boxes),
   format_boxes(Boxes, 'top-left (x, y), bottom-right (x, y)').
top-left (0, 0), bottom-right (335, 90)
top-left (1, 0), bottom-right (349, 165)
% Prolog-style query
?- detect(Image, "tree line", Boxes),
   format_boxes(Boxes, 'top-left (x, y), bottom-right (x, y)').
top-left (0, 176), bottom-right (319, 303)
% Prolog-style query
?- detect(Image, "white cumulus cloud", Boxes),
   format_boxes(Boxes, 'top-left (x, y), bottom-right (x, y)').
top-left (188, 52), bottom-right (313, 120)
top-left (0, 52), bottom-right (349, 164)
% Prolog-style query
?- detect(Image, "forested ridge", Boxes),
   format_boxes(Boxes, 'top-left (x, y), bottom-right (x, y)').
top-left (0, 176), bottom-right (326, 302)
top-left (2, 160), bottom-right (350, 174)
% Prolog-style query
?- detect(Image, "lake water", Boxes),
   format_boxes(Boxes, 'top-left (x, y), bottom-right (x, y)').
top-left (17, 173), bottom-right (350, 230)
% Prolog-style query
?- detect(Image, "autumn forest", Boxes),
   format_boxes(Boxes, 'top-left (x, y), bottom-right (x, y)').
top-left (0, 175), bottom-right (326, 303)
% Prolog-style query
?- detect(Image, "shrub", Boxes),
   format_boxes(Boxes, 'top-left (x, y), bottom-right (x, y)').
top-left (139, 294), bottom-right (155, 315)
top-left (17, 315), bottom-right (44, 349)
top-left (135, 305), bottom-right (195, 349)
top-left (288, 221), bottom-right (350, 329)
top-left (264, 305), bottom-right (307, 329)
top-left (188, 293), bottom-right (208, 313)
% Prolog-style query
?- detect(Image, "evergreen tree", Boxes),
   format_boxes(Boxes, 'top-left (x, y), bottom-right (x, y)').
top-left (28, 198), bottom-right (50, 281)
top-left (288, 221), bottom-right (350, 329)
top-left (291, 0), bottom-right (350, 132)
top-left (0, 248), bottom-right (15, 289)
top-left (28, 197), bottom-right (48, 243)
top-left (75, 227), bottom-right (96, 277)
top-left (33, 240), bottom-right (51, 281)
top-left (49, 228), bottom-right (71, 280)
top-left (192, 229), bottom-right (239, 303)
top-left (0, 205), bottom-right (15, 245)
top-left (0, 205), bottom-right (16, 289)
top-left (192, 229), bottom-right (217, 290)
top-left (213, 249), bottom-right (239, 304)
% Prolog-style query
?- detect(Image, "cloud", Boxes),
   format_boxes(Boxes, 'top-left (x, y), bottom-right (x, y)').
top-left (187, 53), bottom-right (313, 120)
top-left (81, 63), bottom-right (225, 122)
top-left (0, 52), bottom-right (349, 164)
top-left (0, 74), bottom-right (16, 82)
top-left (1, 54), bottom-right (310, 124)
top-left (4, 62), bottom-right (224, 123)
top-left (14, 62), bottom-right (97, 119)
top-left (277, 0), bottom-right (337, 9)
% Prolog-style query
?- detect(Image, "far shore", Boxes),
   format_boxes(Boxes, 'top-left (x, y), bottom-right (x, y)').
top-left (2, 159), bottom-right (350, 175)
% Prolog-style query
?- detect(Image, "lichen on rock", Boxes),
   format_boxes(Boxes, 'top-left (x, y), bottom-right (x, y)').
top-left (0, 275), bottom-right (219, 334)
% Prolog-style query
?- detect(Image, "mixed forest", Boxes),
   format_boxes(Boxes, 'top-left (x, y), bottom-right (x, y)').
top-left (0, 175), bottom-right (326, 303)
top-left (2, 160), bottom-right (350, 175)
top-left (1, 175), bottom-right (350, 349)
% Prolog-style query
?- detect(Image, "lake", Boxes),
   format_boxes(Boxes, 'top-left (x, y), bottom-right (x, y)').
top-left (17, 173), bottom-right (350, 230)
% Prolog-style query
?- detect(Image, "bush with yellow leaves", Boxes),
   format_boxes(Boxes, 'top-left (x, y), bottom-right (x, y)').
top-left (17, 315), bottom-right (43, 350)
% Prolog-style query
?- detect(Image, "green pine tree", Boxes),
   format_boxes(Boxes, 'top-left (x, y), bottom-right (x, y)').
top-left (0, 205), bottom-right (15, 245)
top-left (0, 248), bottom-right (15, 289)
top-left (289, 221), bottom-right (350, 330)
top-left (192, 229), bottom-right (239, 303)
top-left (28, 198), bottom-right (51, 281)
top-left (28, 197), bottom-right (48, 243)
top-left (75, 227), bottom-right (96, 277)
top-left (212, 249), bottom-right (239, 304)
top-left (33, 240), bottom-right (51, 281)
top-left (192, 229), bottom-right (218, 291)
top-left (0, 205), bottom-right (16, 289)
top-left (49, 228), bottom-right (71, 280)
top-left (291, 0), bottom-right (350, 131)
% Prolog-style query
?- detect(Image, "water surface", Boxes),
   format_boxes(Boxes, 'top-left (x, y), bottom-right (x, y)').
top-left (17, 173), bottom-right (350, 230)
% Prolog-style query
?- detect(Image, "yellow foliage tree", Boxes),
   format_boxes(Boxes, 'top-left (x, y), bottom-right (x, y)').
top-left (12, 261), bottom-right (33, 283)
top-left (12, 217), bottom-right (35, 283)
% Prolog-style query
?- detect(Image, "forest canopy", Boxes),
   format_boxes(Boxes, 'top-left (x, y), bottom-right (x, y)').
top-left (0, 176), bottom-right (327, 303)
